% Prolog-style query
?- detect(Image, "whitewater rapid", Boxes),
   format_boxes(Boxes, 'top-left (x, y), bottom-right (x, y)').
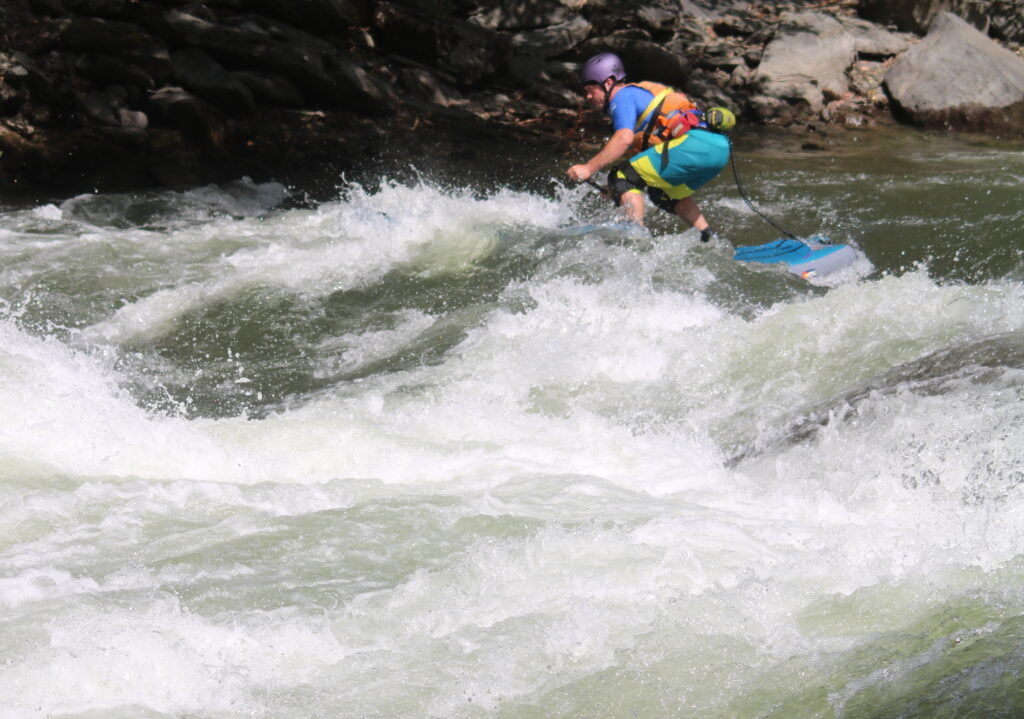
top-left (2, 133), bottom-right (1024, 718)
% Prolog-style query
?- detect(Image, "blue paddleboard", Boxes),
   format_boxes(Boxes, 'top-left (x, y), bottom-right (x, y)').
top-left (733, 236), bottom-right (856, 279)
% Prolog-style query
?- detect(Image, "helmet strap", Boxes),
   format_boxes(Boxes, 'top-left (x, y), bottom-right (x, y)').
top-left (601, 78), bottom-right (617, 113)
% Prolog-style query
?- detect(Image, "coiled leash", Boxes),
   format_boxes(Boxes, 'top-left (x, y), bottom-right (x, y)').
top-left (724, 134), bottom-right (804, 242)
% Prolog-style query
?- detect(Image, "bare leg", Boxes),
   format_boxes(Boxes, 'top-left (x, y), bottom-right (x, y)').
top-left (620, 190), bottom-right (645, 225)
top-left (673, 196), bottom-right (708, 231)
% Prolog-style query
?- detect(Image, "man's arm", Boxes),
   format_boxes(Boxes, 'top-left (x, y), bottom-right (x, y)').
top-left (567, 128), bottom-right (634, 181)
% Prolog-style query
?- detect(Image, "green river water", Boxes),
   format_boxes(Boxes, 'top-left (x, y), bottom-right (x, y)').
top-left (1, 126), bottom-right (1023, 718)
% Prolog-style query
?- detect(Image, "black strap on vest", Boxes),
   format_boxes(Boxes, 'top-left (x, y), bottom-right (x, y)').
top-left (639, 97), bottom-right (678, 172)
top-left (658, 136), bottom-right (672, 171)
top-left (639, 97), bottom-right (666, 151)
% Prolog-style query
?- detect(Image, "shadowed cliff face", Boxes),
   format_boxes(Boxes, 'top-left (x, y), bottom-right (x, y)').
top-left (1, 0), bottom-right (1021, 197)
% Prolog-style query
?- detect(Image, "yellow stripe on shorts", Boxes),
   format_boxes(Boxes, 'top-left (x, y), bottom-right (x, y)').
top-left (630, 136), bottom-right (696, 199)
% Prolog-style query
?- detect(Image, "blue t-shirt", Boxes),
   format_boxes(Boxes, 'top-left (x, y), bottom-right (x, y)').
top-left (608, 85), bottom-right (656, 132)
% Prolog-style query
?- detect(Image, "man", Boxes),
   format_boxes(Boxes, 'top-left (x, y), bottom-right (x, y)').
top-left (566, 52), bottom-right (732, 242)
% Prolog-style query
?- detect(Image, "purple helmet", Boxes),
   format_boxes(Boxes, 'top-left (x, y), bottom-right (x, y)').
top-left (580, 52), bottom-right (626, 86)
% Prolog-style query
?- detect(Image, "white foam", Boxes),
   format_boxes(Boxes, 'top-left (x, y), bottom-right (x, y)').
top-left (4, 173), bottom-right (1024, 717)
top-left (0, 320), bottom-right (237, 482)
top-left (0, 597), bottom-right (347, 718)
top-left (78, 181), bottom-right (569, 345)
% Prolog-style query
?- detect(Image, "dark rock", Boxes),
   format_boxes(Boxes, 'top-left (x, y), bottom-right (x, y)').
top-left (700, 52), bottom-right (746, 71)
top-left (987, 0), bottom-right (1024, 44)
top-left (171, 47), bottom-right (255, 116)
top-left (9, 51), bottom-right (79, 109)
top-left (680, 0), bottom-right (749, 21)
top-left (148, 132), bottom-right (207, 188)
top-left (149, 10), bottom-right (331, 60)
top-left (336, 62), bottom-right (401, 113)
top-left (74, 54), bottom-right (155, 90)
top-left (885, 12), bottom-right (1024, 135)
top-left (530, 80), bottom-right (578, 108)
top-left (150, 10), bottom-right (382, 108)
top-left (147, 85), bottom-right (225, 149)
top-left (469, 0), bottom-right (572, 31)
top-left (58, 17), bottom-right (173, 81)
top-left (857, 0), bottom-right (990, 36)
top-left (58, 17), bottom-right (162, 55)
top-left (232, 71), bottom-right (304, 107)
top-left (0, 78), bottom-right (20, 115)
top-left (28, 0), bottom-right (68, 16)
top-left (506, 54), bottom-right (550, 85)
top-left (1, 55), bottom-right (29, 117)
top-left (62, 0), bottom-right (161, 19)
top-left (246, 0), bottom-right (371, 34)
top-left (636, 6), bottom-right (677, 33)
top-left (508, 16), bottom-right (591, 58)
top-left (686, 75), bottom-right (738, 108)
top-left (372, 2), bottom-right (440, 63)
top-left (83, 89), bottom-right (121, 126)
top-left (372, 1), bottom-right (501, 88)
top-left (713, 15), bottom-right (758, 38)
top-left (119, 46), bottom-right (173, 84)
top-left (747, 94), bottom-right (799, 124)
top-left (439, 22), bottom-right (498, 84)
top-left (400, 67), bottom-right (463, 107)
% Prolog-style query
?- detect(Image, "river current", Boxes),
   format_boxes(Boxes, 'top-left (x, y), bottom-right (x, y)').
top-left (2, 128), bottom-right (1024, 718)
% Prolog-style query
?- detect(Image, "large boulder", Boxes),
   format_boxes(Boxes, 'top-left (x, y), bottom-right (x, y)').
top-left (885, 12), bottom-right (1024, 135)
top-left (835, 15), bottom-right (913, 56)
top-left (149, 10), bottom-right (397, 110)
top-left (753, 13), bottom-right (857, 113)
top-left (859, 0), bottom-right (1024, 46)
top-left (857, 0), bottom-right (990, 36)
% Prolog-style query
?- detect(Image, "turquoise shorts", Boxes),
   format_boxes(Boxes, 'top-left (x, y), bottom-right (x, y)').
top-left (624, 129), bottom-right (730, 202)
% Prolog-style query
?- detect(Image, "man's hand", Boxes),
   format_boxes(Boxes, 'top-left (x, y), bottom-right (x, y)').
top-left (567, 129), bottom-right (633, 183)
top-left (567, 164), bottom-right (593, 182)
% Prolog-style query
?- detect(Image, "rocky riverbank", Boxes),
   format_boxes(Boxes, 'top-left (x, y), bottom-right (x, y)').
top-left (1, 0), bottom-right (1023, 198)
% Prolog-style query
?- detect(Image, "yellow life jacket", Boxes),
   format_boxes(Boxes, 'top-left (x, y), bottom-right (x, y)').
top-left (626, 81), bottom-right (702, 155)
